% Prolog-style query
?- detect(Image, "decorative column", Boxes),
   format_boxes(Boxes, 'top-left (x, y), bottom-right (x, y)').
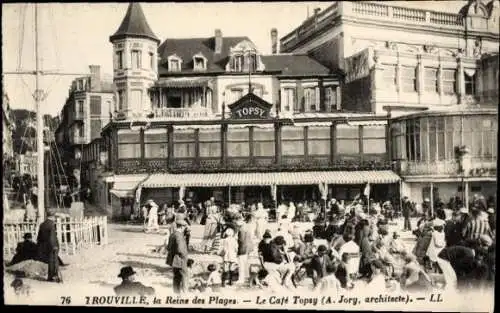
top-left (396, 52), bottom-right (402, 99)
top-left (274, 121), bottom-right (282, 167)
top-left (386, 110), bottom-right (392, 164)
top-left (330, 122), bottom-right (336, 165)
top-left (437, 57), bottom-right (443, 104)
top-left (457, 57), bottom-right (465, 104)
top-left (221, 123), bottom-right (228, 167)
top-left (140, 128), bottom-right (145, 165)
top-left (167, 125), bottom-right (174, 169)
top-left (430, 182), bottom-right (434, 217)
top-left (194, 128), bottom-right (200, 167)
top-left (358, 125), bottom-right (364, 162)
top-left (304, 126), bottom-right (309, 160)
top-left (416, 54), bottom-right (424, 103)
top-left (249, 126), bottom-right (255, 165)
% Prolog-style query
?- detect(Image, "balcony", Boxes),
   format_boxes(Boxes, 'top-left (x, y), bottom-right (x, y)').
top-left (114, 154), bottom-right (392, 175)
top-left (280, 1), bottom-right (468, 52)
top-left (399, 158), bottom-right (497, 177)
top-left (152, 107), bottom-right (215, 120)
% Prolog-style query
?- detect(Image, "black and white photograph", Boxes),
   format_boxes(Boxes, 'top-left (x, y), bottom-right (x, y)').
top-left (2, 1), bottom-right (497, 311)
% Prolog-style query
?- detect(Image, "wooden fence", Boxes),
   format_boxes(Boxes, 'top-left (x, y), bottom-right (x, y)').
top-left (3, 216), bottom-right (108, 258)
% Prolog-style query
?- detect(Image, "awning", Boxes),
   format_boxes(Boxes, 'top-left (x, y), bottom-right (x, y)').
top-left (142, 170), bottom-right (400, 188)
top-left (347, 120), bottom-right (387, 126)
top-left (154, 77), bottom-right (213, 89)
top-left (109, 175), bottom-right (148, 198)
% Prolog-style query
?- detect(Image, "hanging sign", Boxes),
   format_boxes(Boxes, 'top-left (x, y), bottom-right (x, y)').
top-left (228, 93), bottom-right (272, 120)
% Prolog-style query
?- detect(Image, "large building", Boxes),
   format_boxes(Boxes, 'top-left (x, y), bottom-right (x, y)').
top-left (280, 1), bottom-right (498, 207)
top-left (94, 3), bottom-right (401, 219)
top-left (54, 65), bottom-right (114, 199)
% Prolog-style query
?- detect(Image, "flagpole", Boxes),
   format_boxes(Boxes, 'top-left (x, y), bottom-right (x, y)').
top-left (35, 3), bottom-right (45, 221)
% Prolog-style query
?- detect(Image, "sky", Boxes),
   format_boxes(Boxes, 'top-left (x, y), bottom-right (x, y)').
top-left (2, 1), bottom-right (468, 117)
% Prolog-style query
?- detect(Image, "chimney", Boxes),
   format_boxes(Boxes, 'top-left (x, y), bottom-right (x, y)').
top-left (215, 29), bottom-right (223, 54)
top-left (271, 28), bottom-right (278, 55)
top-left (89, 65), bottom-right (101, 91)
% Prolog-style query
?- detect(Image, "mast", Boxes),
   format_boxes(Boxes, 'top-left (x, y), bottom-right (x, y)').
top-left (35, 3), bottom-right (45, 220)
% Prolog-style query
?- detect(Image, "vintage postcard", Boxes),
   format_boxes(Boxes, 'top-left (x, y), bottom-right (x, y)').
top-left (2, 1), bottom-right (497, 312)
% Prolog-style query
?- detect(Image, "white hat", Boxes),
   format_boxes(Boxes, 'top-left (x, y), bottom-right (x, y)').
top-left (459, 207), bottom-right (469, 214)
top-left (487, 208), bottom-right (494, 214)
top-left (432, 218), bottom-right (445, 227)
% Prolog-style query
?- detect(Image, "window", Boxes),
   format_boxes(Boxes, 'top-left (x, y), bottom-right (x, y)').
top-left (117, 90), bottom-right (125, 111)
top-left (246, 53), bottom-right (257, 72)
top-left (77, 80), bottom-right (84, 91)
top-left (78, 125), bottom-right (84, 137)
top-left (227, 127), bottom-right (249, 157)
top-left (442, 69), bottom-right (456, 95)
top-left (303, 87), bottom-right (317, 112)
top-left (193, 57), bottom-right (206, 70)
top-left (324, 86), bottom-right (337, 112)
top-left (281, 126), bottom-right (304, 156)
top-left (199, 130), bottom-right (221, 157)
top-left (465, 71), bottom-right (476, 96)
top-left (230, 89), bottom-right (243, 103)
top-left (308, 126), bottom-right (330, 155)
top-left (116, 51), bottom-right (124, 69)
top-left (362, 126), bottom-right (386, 154)
top-left (173, 129), bottom-right (196, 158)
top-left (117, 131), bottom-right (140, 159)
top-left (231, 55), bottom-right (244, 72)
top-left (281, 88), bottom-right (295, 112)
top-left (205, 89), bottom-right (213, 109)
top-left (405, 119), bottom-right (421, 161)
top-left (424, 68), bottom-right (438, 93)
top-left (253, 128), bottom-right (275, 157)
top-left (149, 52), bottom-right (154, 69)
top-left (169, 58), bottom-right (182, 72)
top-left (391, 122), bottom-right (406, 160)
top-left (401, 66), bottom-right (417, 93)
top-left (336, 125), bottom-right (359, 154)
top-left (144, 129), bottom-right (168, 159)
top-left (382, 64), bottom-right (397, 90)
top-left (76, 100), bottom-right (84, 116)
top-left (89, 96), bottom-right (101, 115)
top-left (131, 50), bottom-right (142, 69)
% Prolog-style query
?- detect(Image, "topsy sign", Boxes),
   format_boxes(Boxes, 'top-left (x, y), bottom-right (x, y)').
top-left (228, 92), bottom-right (272, 120)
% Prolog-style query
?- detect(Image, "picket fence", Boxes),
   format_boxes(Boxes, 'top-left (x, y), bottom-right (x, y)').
top-left (3, 216), bottom-right (108, 258)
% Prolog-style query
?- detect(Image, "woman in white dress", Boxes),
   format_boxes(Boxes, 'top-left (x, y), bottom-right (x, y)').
top-left (146, 200), bottom-right (160, 233)
top-left (253, 203), bottom-right (268, 240)
top-left (288, 202), bottom-right (296, 222)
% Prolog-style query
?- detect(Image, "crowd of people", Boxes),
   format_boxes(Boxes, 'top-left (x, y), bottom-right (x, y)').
top-left (127, 192), bottom-right (495, 296)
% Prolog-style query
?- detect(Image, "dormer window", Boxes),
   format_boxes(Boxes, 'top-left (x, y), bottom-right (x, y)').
top-left (193, 53), bottom-right (207, 71)
top-left (226, 40), bottom-right (263, 73)
top-left (77, 79), bottom-right (84, 91)
top-left (168, 54), bottom-right (183, 72)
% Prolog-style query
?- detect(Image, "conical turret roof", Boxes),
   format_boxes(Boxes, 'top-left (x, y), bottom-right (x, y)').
top-left (109, 3), bottom-right (159, 43)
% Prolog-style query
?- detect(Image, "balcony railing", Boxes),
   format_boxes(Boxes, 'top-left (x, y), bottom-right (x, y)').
top-left (114, 154), bottom-right (392, 174)
top-left (152, 107), bottom-right (215, 120)
top-left (281, 1), bottom-right (465, 52)
top-left (399, 158), bottom-right (497, 176)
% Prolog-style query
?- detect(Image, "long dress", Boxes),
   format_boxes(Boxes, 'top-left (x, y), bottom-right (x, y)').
top-left (254, 208), bottom-right (268, 240)
top-left (202, 206), bottom-right (219, 250)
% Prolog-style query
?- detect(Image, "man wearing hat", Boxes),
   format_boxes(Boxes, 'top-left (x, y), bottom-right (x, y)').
top-left (114, 266), bottom-right (155, 296)
top-left (310, 245), bottom-right (334, 287)
top-left (402, 196), bottom-right (412, 231)
top-left (166, 217), bottom-right (189, 293)
top-left (36, 209), bottom-right (61, 282)
top-left (8, 233), bottom-right (38, 266)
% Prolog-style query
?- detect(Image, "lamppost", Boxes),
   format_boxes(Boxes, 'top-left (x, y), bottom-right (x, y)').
top-left (455, 145), bottom-right (471, 210)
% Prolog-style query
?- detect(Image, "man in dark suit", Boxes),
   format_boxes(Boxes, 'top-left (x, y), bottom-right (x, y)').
top-left (37, 210), bottom-right (61, 282)
top-left (236, 215), bottom-right (254, 285)
top-left (324, 215), bottom-right (338, 243)
top-left (167, 218), bottom-right (189, 293)
top-left (8, 233), bottom-right (38, 266)
top-left (114, 266), bottom-right (155, 296)
top-left (402, 196), bottom-right (412, 231)
top-left (310, 245), bottom-right (333, 287)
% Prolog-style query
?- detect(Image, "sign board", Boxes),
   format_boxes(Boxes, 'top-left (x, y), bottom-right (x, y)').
top-left (228, 92), bottom-right (272, 120)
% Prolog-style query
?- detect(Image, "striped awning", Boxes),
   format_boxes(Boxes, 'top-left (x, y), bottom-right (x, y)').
top-left (109, 175), bottom-right (147, 198)
top-left (141, 170), bottom-right (400, 188)
top-left (155, 77), bottom-right (213, 89)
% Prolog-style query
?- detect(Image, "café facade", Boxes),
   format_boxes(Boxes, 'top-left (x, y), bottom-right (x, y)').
top-left (98, 93), bottom-right (401, 218)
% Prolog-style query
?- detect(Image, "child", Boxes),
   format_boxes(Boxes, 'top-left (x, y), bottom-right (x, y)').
top-left (314, 263), bottom-right (341, 296)
top-left (205, 263), bottom-right (222, 292)
top-left (220, 228), bottom-right (238, 287)
top-left (390, 232), bottom-right (407, 254)
top-left (248, 264), bottom-right (264, 289)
